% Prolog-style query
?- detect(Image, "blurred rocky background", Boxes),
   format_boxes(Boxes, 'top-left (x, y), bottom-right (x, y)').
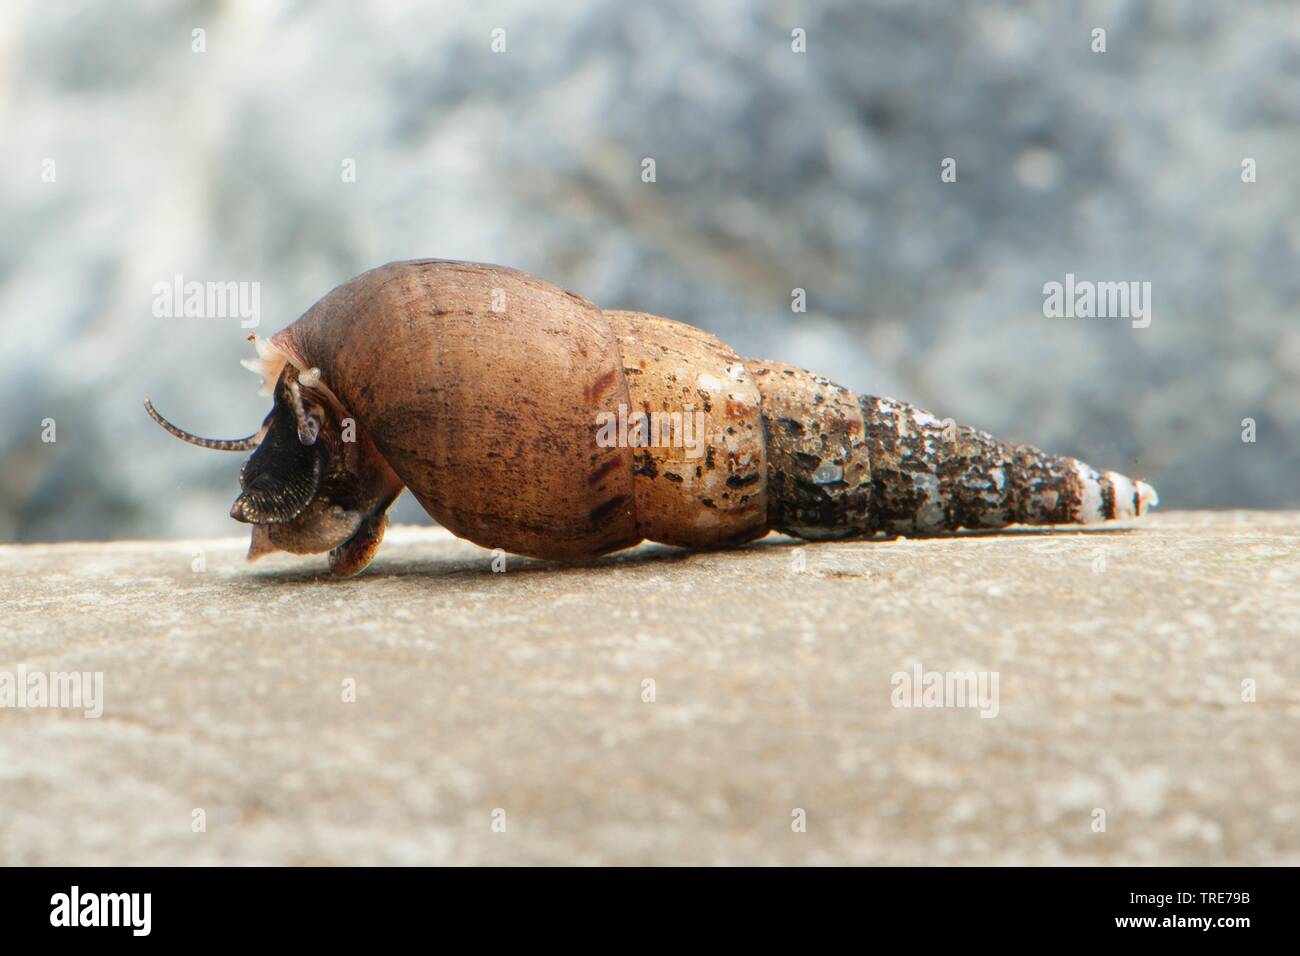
top-left (0, 0), bottom-right (1296, 543)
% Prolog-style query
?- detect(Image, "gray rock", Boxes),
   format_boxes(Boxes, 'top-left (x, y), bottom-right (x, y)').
top-left (0, 512), bottom-right (1295, 864)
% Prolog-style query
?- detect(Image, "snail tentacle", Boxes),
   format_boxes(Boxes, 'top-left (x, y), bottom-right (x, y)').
top-left (143, 399), bottom-right (261, 451)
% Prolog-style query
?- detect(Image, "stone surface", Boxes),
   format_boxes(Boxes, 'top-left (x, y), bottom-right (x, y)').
top-left (1, 511), bottom-right (1297, 865)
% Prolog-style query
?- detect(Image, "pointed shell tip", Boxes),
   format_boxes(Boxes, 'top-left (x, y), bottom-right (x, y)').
top-left (1136, 480), bottom-right (1159, 512)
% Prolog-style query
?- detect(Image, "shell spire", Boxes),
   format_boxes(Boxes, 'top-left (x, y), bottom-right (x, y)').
top-left (857, 395), bottom-right (1158, 533)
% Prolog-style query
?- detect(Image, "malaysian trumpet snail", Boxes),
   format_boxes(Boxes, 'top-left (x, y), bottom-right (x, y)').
top-left (145, 260), bottom-right (1158, 576)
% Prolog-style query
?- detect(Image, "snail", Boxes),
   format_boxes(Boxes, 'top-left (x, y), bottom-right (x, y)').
top-left (145, 259), bottom-right (1159, 576)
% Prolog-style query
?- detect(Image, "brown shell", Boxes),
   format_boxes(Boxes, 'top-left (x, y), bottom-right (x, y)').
top-left (258, 258), bottom-right (1156, 563)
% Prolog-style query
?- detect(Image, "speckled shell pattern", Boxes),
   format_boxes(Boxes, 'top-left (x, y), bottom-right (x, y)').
top-left (270, 260), bottom-right (1153, 561)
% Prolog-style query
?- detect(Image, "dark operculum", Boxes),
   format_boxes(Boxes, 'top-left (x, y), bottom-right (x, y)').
top-left (230, 402), bottom-right (324, 525)
top-left (233, 365), bottom-right (401, 572)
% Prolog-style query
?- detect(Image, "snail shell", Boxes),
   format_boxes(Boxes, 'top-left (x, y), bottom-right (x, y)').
top-left (147, 259), bottom-right (1157, 576)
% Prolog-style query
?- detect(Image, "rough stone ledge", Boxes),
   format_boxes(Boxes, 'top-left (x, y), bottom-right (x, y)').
top-left (0, 511), bottom-right (1296, 865)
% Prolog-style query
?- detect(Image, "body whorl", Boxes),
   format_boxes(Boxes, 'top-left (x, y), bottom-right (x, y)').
top-left (271, 260), bottom-right (639, 560)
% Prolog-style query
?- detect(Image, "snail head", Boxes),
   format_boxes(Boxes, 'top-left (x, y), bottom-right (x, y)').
top-left (145, 363), bottom-right (401, 576)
